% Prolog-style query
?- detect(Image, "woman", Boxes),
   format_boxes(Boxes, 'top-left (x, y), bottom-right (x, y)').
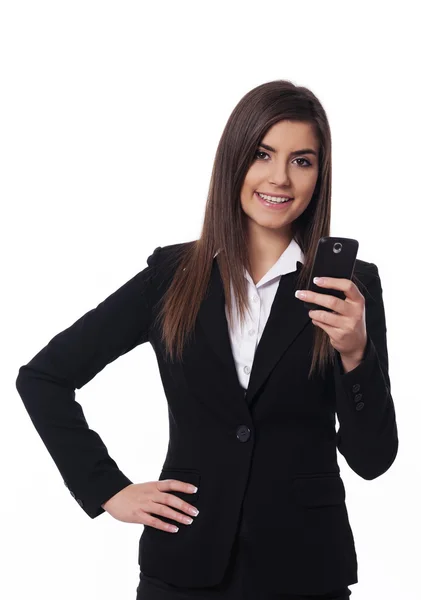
top-left (16, 80), bottom-right (398, 599)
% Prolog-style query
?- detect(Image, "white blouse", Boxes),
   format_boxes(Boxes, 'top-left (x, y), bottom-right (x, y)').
top-left (214, 237), bottom-right (305, 390)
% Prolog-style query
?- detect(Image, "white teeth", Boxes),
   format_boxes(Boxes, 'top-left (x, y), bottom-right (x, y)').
top-left (257, 192), bottom-right (292, 203)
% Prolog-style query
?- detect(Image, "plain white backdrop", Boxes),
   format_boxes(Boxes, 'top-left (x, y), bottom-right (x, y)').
top-left (2, 1), bottom-right (419, 599)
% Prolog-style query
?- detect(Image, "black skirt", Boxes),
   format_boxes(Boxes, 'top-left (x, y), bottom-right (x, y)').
top-left (136, 529), bottom-right (352, 600)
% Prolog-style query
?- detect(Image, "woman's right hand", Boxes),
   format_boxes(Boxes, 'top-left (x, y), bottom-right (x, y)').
top-left (101, 480), bottom-right (199, 532)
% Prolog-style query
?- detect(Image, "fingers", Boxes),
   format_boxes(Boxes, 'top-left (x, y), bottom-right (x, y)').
top-left (147, 497), bottom-right (196, 528)
top-left (139, 479), bottom-right (200, 534)
top-left (140, 511), bottom-right (181, 533)
top-left (296, 289), bottom-right (345, 313)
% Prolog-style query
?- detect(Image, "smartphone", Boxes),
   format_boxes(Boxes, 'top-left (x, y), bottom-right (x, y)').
top-left (303, 236), bottom-right (359, 312)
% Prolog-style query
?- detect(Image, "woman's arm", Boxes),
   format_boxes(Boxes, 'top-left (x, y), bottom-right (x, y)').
top-left (333, 264), bottom-right (399, 480)
top-left (15, 246), bottom-right (162, 519)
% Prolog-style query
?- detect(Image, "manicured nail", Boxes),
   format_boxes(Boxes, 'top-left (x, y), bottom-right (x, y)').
top-left (313, 277), bottom-right (323, 284)
top-left (295, 290), bottom-right (306, 298)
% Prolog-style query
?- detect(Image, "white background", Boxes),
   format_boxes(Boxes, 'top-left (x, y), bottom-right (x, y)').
top-left (2, 1), bottom-right (419, 599)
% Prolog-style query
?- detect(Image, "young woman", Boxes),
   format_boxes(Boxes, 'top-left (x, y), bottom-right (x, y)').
top-left (16, 80), bottom-right (398, 599)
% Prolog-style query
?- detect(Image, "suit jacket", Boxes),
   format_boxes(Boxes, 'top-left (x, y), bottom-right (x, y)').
top-left (15, 242), bottom-right (399, 595)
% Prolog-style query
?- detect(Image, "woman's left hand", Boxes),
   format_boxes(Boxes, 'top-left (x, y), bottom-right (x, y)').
top-left (295, 277), bottom-right (367, 360)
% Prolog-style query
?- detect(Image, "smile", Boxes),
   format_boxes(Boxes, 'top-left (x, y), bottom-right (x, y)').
top-left (257, 192), bottom-right (293, 204)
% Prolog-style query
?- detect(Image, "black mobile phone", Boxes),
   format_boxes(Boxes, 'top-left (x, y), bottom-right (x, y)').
top-left (303, 236), bottom-right (359, 312)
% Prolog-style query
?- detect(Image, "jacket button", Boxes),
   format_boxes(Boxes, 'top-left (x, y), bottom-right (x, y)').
top-left (352, 384), bottom-right (360, 393)
top-left (354, 392), bottom-right (363, 402)
top-left (236, 425), bottom-right (251, 442)
top-left (76, 498), bottom-right (84, 508)
top-left (356, 401), bottom-right (365, 411)
top-left (69, 490), bottom-right (75, 498)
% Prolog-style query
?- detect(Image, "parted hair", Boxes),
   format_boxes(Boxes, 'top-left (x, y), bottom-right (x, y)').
top-left (153, 79), bottom-right (364, 380)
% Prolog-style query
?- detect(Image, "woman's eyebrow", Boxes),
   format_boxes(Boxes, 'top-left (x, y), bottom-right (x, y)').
top-left (258, 142), bottom-right (317, 157)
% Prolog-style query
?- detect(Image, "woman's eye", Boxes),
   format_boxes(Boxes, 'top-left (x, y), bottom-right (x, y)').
top-left (255, 150), bottom-right (269, 160)
top-left (293, 157), bottom-right (312, 167)
top-left (254, 150), bottom-right (311, 167)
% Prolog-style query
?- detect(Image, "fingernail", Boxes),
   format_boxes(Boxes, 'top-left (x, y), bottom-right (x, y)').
top-left (313, 277), bottom-right (322, 284)
top-left (295, 290), bottom-right (306, 298)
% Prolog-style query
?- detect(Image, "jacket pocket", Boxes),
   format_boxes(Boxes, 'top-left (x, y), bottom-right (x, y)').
top-left (159, 468), bottom-right (201, 505)
top-left (292, 473), bottom-right (346, 507)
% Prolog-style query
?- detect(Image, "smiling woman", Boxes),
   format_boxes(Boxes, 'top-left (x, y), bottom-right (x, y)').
top-left (15, 79), bottom-right (397, 600)
top-left (155, 92), bottom-right (338, 380)
top-left (240, 120), bottom-right (319, 254)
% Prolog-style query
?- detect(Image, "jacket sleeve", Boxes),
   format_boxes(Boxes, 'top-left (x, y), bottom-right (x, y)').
top-left (333, 263), bottom-right (399, 480)
top-left (15, 246), bottom-right (162, 519)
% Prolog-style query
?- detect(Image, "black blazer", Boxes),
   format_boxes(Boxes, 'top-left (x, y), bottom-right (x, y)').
top-left (15, 242), bottom-right (398, 596)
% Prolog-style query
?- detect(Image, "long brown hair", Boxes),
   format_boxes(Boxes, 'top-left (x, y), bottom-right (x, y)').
top-left (154, 79), bottom-right (364, 380)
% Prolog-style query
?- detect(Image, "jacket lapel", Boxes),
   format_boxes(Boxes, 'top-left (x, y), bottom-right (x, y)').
top-left (197, 258), bottom-right (311, 409)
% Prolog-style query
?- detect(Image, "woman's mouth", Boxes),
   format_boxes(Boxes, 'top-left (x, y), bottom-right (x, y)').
top-left (255, 191), bottom-right (294, 209)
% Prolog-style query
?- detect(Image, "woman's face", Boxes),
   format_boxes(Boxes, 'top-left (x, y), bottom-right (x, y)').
top-left (240, 120), bottom-right (320, 238)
